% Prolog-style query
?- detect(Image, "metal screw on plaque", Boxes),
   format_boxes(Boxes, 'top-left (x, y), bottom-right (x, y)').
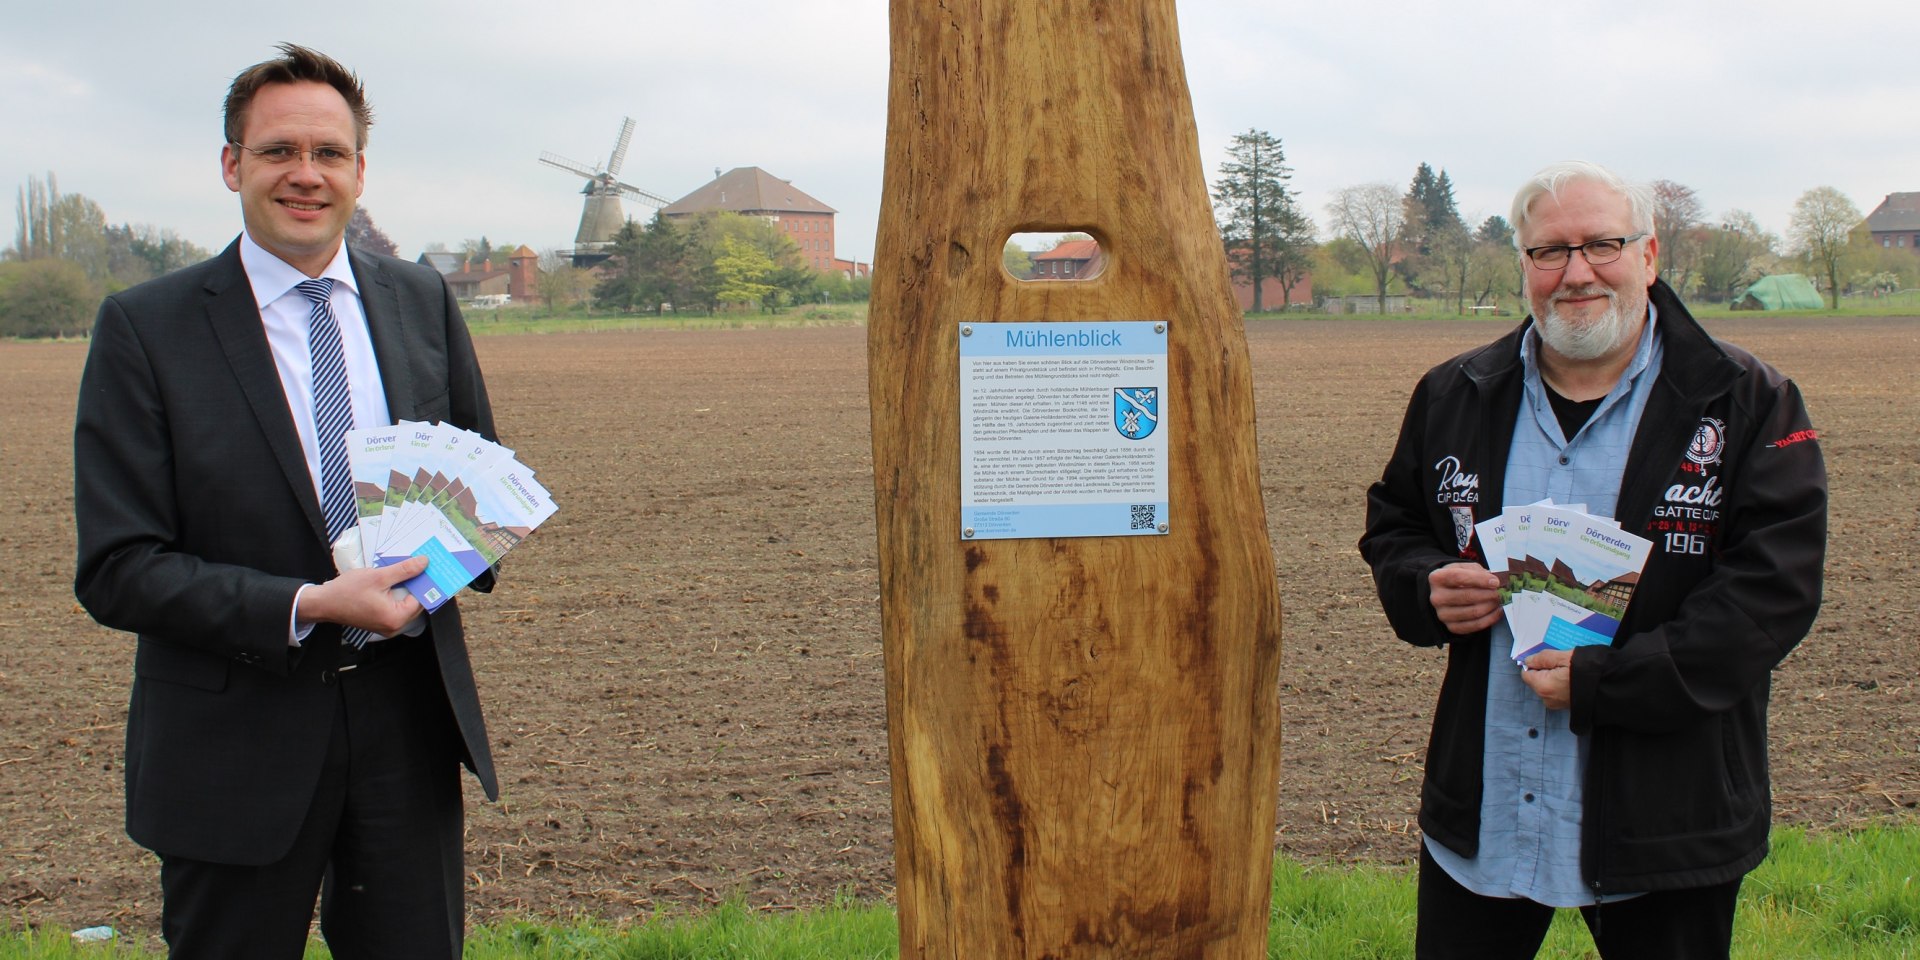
top-left (961, 325), bottom-right (973, 337)
top-left (963, 527), bottom-right (975, 538)
top-left (1158, 522), bottom-right (1169, 533)
top-left (1155, 323), bottom-right (1165, 334)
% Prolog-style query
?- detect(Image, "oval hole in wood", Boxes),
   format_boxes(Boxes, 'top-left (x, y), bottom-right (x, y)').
top-left (1005, 231), bottom-right (1106, 283)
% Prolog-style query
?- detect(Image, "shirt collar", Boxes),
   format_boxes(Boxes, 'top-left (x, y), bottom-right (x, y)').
top-left (238, 231), bottom-right (359, 310)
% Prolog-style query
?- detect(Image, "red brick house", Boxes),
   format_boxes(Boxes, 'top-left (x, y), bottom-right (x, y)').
top-left (442, 246), bottom-right (538, 304)
top-left (1865, 192), bottom-right (1920, 252)
top-left (1030, 238), bottom-right (1104, 280)
top-left (663, 167), bottom-right (846, 272)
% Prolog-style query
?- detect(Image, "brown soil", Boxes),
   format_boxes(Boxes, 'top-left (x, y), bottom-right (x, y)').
top-left (2, 316), bottom-right (1914, 935)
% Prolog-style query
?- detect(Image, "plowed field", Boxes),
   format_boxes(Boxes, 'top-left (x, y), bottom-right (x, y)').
top-left (3, 315), bottom-right (1913, 934)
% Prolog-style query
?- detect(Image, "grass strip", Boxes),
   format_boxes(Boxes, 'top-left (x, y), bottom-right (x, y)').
top-left (4, 826), bottom-right (1913, 958)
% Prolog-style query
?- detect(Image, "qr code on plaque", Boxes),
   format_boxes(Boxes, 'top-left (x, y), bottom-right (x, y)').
top-left (1130, 504), bottom-right (1157, 530)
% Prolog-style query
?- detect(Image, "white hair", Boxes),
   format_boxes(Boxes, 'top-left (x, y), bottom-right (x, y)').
top-left (1509, 160), bottom-right (1656, 249)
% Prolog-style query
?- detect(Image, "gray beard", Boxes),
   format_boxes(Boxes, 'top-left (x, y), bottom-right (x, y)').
top-left (1536, 286), bottom-right (1641, 361)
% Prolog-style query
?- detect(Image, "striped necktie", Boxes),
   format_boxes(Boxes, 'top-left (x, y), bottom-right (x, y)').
top-left (296, 278), bottom-right (372, 648)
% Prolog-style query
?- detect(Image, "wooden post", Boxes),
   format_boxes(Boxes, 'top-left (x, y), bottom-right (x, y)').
top-left (868, 2), bottom-right (1284, 957)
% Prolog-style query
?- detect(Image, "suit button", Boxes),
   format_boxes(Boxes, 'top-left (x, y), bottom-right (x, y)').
top-left (321, 668), bottom-right (338, 685)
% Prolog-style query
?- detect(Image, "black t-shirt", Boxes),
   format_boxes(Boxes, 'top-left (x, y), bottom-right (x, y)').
top-left (1544, 383), bottom-right (1603, 440)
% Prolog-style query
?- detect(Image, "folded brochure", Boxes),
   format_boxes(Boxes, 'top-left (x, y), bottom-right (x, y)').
top-left (1477, 499), bottom-right (1651, 662)
top-left (346, 421), bottom-right (557, 612)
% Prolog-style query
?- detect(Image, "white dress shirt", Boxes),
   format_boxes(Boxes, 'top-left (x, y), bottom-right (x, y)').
top-left (238, 233), bottom-right (394, 644)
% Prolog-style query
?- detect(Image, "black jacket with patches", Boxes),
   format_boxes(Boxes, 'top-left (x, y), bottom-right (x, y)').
top-left (1358, 279), bottom-right (1827, 894)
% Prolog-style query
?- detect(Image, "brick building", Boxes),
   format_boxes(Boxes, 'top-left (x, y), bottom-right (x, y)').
top-left (1865, 192), bottom-right (1920, 252)
top-left (433, 245), bottom-right (539, 304)
top-left (662, 167), bottom-right (851, 273)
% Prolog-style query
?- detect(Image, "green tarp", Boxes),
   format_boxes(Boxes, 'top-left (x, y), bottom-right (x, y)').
top-left (1733, 274), bottom-right (1824, 311)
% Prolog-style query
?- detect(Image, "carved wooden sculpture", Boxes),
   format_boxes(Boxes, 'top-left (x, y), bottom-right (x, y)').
top-left (869, 2), bottom-right (1284, 955)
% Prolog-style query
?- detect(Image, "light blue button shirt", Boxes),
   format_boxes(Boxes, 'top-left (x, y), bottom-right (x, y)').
top-left (1425, 306), bottom-right (1662, 907)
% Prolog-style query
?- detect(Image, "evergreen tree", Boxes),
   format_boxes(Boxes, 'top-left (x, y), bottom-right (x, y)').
top-left (1211, 129), bottom-right (1315, 312)
top-left (592, 221), bottom-right (649, 313)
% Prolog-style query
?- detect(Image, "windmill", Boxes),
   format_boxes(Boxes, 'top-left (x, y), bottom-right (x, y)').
top-left (540, 117), bottom-right (673, 260)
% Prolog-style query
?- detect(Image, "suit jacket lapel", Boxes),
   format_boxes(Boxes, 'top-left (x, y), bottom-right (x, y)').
top-left (203, 242), bottom-right (331, 543)
top-left (351, 247), bottom-right (416, 421)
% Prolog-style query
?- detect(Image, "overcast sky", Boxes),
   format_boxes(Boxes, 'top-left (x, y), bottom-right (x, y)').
top-left (5, 1), bottom-right (1910, 265)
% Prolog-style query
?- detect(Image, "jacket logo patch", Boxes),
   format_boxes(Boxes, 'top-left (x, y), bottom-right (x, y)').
top-left (1686, 417), bottom-right (1726, 467)
top-left (1652, 421), bottom-right (1725, 552)
top-left (1450, 506), bottom-right (1476, 557)
top-left (1770, 429), bottom-right (1819, 449)
top-left (1433, 455), bottom-right (1479, 505)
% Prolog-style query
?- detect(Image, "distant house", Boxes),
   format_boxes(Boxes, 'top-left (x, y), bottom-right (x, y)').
top-left (440, 246), bottom-right (539, 304)
top-left (417, 251), bottom-right (462, 275)
top-left (1030, 239), bottom-right (1104, 280)
top-left (1865, 192), bottom-right (1920, 251)
top-left (663, 167), bottom-right (849, 273)
top-left (1733, 274), bottom-right (1824, 311)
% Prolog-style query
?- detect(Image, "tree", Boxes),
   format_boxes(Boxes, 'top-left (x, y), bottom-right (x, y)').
top-left (1477, 215), bottom-right (1515, 249)
top-left (1211, 129), bottom-right (1314, 312)
top-left (346, 207), bottom-right (399, 258)
top-left (1002, 242), bottom-right (1033, 280)
top-left (0, 259), bottom-right (96, 337)
top-left (713, 235), bottom-right (777, 311)
top-left (1788, 186), bottom-right (1863, 309)
top-left (1401, 163), bottom-right (1463, 257)
top-left (11, 172), bottom-right (208, 292)
top-left (1395, 163), bottom-right (1469, 307)
top-left (10, 172), bottom-right (61, 261)
top-left (462, 236), bottom-right (495, 269)
top-left (1459, 215), bottom-right (1522, 313)
top-left (535, 248), bottom-right (594, 315)
top-left (1650, 180), bottom-right (1705, 295)
top-left (631, 211), bottom-right (692, 312)
top-left (98, 224), bottom-right (207, 287)
top-left (1327, 182), bottom-right (1405, 314)
top-left (593, 221), bottom-right (649, 313)
top-left (1695, 210), bottom-right (1777, 303)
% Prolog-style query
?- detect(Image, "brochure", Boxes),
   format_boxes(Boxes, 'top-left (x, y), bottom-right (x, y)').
top-left (343, 420), bottom-right (557, 612)
top-left (1478, 500), bottom-right (1649, 662)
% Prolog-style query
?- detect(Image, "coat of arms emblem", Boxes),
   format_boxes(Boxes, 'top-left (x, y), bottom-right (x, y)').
top-left (1114, 387), bottom-right (1159, 440)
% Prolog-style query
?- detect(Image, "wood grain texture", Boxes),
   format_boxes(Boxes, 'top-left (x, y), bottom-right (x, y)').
top-left (869, 2), bottom-right (1284, 957)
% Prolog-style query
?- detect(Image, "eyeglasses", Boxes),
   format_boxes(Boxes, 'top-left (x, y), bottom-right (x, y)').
top-left (1523, 233), bottom-right (1647, 269)
top-left (229, 142), bottom-right (358, 168)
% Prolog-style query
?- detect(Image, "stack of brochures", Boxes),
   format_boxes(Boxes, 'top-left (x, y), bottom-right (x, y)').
top-left (1474, 501), bottom-right (1652, 663)
top-left (345, 421), bottom-right (558, 612)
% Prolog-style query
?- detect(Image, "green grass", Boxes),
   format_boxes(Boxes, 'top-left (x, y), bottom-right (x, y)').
top-left (7, 824), bottom-right (1915, 958)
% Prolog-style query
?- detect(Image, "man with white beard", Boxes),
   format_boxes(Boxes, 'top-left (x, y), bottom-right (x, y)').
top-left (1358, 160), bottom-right (1827, 958)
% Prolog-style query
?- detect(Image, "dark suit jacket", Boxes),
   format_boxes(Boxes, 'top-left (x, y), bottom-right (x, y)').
top-left (74, 240), bottom-right (499, 866)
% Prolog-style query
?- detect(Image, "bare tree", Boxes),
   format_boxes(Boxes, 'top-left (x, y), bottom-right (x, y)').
top-left (1788, 186), bottom-right (1863, 309)
top-left (1695, 210), bottom-right (1778, 302)
top-left (1327, 183), bottom-right (1405, 314)
top-left (1650, 180), bottom-right (1705, 294)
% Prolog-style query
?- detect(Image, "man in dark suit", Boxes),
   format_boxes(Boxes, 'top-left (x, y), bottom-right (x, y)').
top-left (74, 44), bottom-right (498, 959)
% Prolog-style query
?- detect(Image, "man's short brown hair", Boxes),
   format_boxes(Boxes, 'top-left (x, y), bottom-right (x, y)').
top-left (224, 43), bottom-right (373, 149)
